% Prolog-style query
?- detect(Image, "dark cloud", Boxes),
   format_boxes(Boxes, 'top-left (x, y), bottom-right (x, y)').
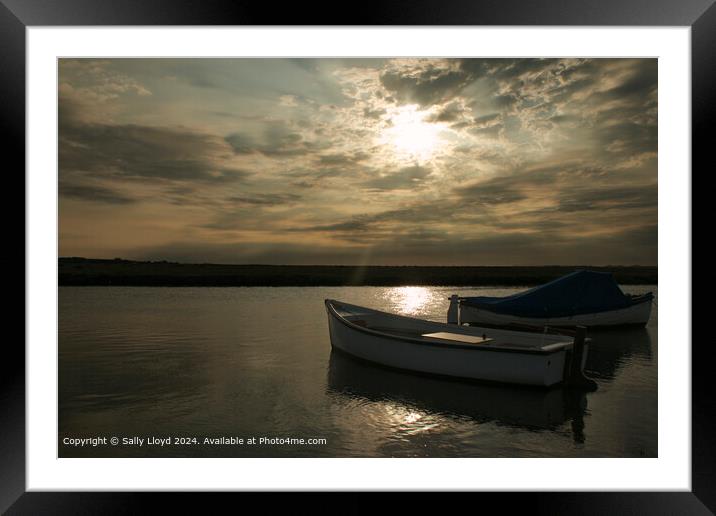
top-left (195, 192), bottom-right (305, 231)
top-left (380, 59), bottom-right (561, 111)
top-left (294, 219), bottom-right (374, 233)
top-left (485, 59), bottom-right (555, 80)
top-left (598, 59), bottom-right (657, 101)
top-left (223, 132), bottom-right (255, 154)
top-left (226, 193), bottom-right (302, 206)
top-left (290, 201), bottom-right (452, 236)
top-left (556, 184), bottom-right (657, 213)
top-left (128, 240), bottom-right (372, 265)
top-left (60, 122), bottom-right (250, 184)
top-left (595, 120), bottom-right (657, 156)
top-left (300, 162), bottom-right (655, 240)
top-left (548, 113), bottom-right (582, 125)
top-left (290, 163), bottom-right (656, 242)
top-left (279, 166), bottom-right (352, 190)
top-left (59, 183), bottom-right (137, 205)
top-left (262, 125), bottom-right (309, 157)
top-left (317, 152), bottom-right (370, 167)
top-left (425, 102), bottom-right (467, 123)
top-left (473, 113), bottom-right (501, 126)
top-left (546, 78), bottom-right (594, 104)
top-left (494, 94), bottom-right (519, 109)
top-left (458, 177), bottom-right (528, 205)
top-left (457, 164), bottom-right (657, 215)
top-left (380, 64), bottom-right (472, 107)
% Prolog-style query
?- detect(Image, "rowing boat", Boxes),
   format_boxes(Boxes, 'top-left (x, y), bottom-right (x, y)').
top-left (325, 299), bottom-right (596, 389)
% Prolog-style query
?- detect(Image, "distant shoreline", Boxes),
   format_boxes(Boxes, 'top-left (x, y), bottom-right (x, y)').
top-left (58, 258), bottom-right (657, 287)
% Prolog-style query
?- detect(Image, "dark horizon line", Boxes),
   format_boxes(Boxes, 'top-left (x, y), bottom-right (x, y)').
top-left (58, 256), bottom-right (658, 269)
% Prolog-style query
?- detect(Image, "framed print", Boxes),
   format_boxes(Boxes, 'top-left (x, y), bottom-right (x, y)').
top-left (3, 0), bottom-right (711, 513)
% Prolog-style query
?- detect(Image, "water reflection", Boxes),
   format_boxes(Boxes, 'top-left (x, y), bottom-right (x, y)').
top-left (584, 328), bottom-right (654, 381)
top-left (327, 350), bottom-right (588, 443)
top-left (382, 286), bottom-right (435, 316)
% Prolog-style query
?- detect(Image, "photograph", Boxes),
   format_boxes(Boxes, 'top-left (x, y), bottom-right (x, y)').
top-left (57, 57), bottom-right (659, 459)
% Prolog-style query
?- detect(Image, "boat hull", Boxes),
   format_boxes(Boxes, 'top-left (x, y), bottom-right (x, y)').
top-left (458, 298), bottom-right (652, 329)
top-left (326, 301), bottom-right (571, 387)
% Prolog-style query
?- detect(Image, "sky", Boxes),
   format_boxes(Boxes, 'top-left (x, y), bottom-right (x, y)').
top-left (58, 58), bottom-right (657, 266)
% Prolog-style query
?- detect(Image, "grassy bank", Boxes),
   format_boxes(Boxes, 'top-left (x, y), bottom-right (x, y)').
top-left (58, 258), bottom-right (657, 287)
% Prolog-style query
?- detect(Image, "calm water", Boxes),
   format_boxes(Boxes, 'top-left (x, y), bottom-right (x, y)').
top-left (59, 285), bottom-right (657, 458)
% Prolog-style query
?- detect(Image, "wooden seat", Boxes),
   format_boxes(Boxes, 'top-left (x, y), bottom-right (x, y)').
top-left (421, 332), bottom-right (493, 345)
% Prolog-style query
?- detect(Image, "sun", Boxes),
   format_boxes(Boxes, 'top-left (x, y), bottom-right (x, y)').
top-left (381, 105), bottom-right (445, 161)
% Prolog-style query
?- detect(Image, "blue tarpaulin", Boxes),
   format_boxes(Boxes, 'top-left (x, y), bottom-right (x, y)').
top-left (461, 270), bottom-right (648, 318)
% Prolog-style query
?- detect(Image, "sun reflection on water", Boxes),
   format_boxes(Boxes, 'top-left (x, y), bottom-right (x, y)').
top-left (385, 286), bottom-right (433, 316)
top-left (381, 403), bottom-right (441, 437)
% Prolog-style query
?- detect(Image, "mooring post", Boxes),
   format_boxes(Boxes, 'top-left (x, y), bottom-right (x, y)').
top-left (447, 295), bottom-right (460, 325)
top-left (567, 326), bottom-right (597, 390)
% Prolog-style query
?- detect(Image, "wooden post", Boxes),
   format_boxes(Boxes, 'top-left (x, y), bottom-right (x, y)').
top-left (566, 326), bottom-right (597, 390)
top-left (447, 295), bottom-right (460, 325)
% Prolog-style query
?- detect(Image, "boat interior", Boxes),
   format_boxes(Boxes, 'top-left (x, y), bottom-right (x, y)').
top-left (329, 300), bottom-right (574, 353)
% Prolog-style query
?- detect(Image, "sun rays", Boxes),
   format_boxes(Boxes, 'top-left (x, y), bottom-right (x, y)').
top-left (380, 105), bottom-right (447, 162)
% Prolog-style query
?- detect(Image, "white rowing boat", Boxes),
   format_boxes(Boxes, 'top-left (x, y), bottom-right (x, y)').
top-left (325, 299), bottom-right (596, 389)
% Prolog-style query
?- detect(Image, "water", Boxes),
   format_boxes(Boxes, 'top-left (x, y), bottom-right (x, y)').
top-left (59, 285), bottom-right (657, 457)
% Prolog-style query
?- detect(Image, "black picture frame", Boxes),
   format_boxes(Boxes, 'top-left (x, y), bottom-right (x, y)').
top-left (3, 0), bottom-right (710, 513)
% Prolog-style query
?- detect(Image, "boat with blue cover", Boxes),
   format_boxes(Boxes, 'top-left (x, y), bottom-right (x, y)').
top-left (448, 270), bottom-right (653, 329)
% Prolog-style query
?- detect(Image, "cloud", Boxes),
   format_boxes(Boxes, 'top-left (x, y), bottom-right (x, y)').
top-left (378, 58), bottom-right (577, 111)
top-left (195, 192), bottom-right (306, 231)
top-left (225, 124), bottom-right (324, 157)
top-left (469, 124), bottom-right (503, 139)
top-left (288, 157), bottom-right (656, 250)
top-left (458, 177), bottom-right (528, 205)
top-left (362, 165), bottom-right (433, 191)
top-left (223, 132), bottom-right (256, 154)
top-left (288, 202), bottom-right (451, 237)
top-left (226, 193), bottom-right (302, 206)
top-left (59, 183), bottom-right (138, 205)
top-left (61, 122), bottom-right (250, 184)
top-left (556, 184), bottom-right (657, 213)
top-left (58, 58), bottom-right (658, 266)
top-left (473, 113), bottom-right (501, 126)
top-left (379, 61), bottom-right (472, 107)
top-left (363, 106), bottom-right (387, 119)
top-left (494, 94), bottom-right (519, 109)
top-left (59, 60), bottom-right (152, 125)
top-left (597, 59), bottom-right (657, 101)
top-left (317, 152), bottom-right (370, 167)
top-left (129, 222), bottom-right (656, 266)
top-left (293, 219), bottom-right (374, 233)
top-left (425, 102), bottom-right (469, 123)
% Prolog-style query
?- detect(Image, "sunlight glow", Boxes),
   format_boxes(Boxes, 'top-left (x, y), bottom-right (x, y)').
top-left (381, 105), bottom-right (445, 161)
top-left (382, 403), bottom-right (440, 436)
top-left (388, 286), bottom-right (432, 315)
